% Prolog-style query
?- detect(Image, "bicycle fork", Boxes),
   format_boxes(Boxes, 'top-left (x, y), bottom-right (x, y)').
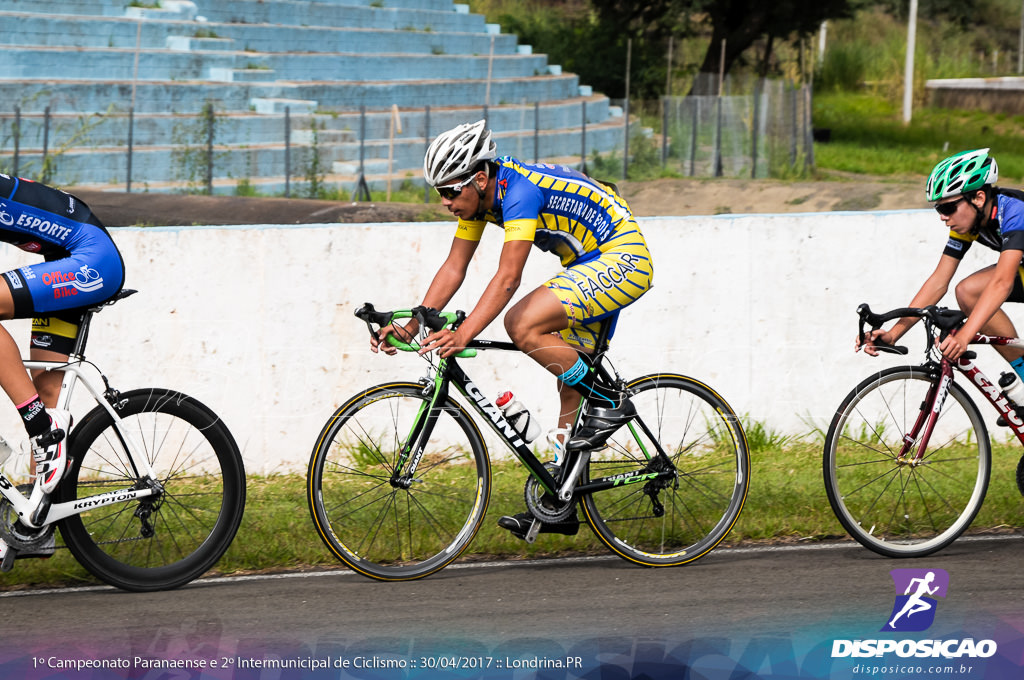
top-left (899, 369), bottom-right (953, 466)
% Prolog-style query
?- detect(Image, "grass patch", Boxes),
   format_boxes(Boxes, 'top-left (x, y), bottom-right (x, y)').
top-left (813, 92), bottom-right (1024, 183)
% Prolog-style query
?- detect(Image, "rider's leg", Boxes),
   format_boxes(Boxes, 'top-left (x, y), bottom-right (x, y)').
top-left (954, 266), bottom-right (1024, 367)
top-left (503, 285), bottom-right (580, 378)
top-left (29, 350), bottom-right (65, 408)
top-left (0, 287), bottom-right (48, 424)
top-left (504, 286), bottom-right (632, 452)
top-left (0, 286), bottom-right (68, 494)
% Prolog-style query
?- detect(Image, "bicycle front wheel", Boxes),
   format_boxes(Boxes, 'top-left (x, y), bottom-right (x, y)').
top-left (581, 374), bottom-right (749, 567)
top-left (823, 366), bottom-right (990, 557)
top-left (57, 389), bottom-right (246, 591)
top-left (308, 382), bottom-right (490, 581)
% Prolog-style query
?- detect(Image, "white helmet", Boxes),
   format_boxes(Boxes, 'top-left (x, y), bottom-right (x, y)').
top-left (423, 120), bottom-right (496, 187)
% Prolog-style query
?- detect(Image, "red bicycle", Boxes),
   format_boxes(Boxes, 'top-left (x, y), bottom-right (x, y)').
top-left (824, 303), bottom-right (1023, 558)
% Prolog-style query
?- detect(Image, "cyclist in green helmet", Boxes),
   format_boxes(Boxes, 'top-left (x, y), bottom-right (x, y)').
top-left (860, 148), bottom-right (1024, 383)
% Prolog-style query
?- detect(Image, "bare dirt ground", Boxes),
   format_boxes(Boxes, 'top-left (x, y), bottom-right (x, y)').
top-left (68, 176), bottom-right (927, 227)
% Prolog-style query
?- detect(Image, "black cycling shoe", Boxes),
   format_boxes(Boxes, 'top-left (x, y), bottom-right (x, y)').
top-left (497, 511), bottom-right (580, 541)
top-left (567, 399), bottom-right (636, 451)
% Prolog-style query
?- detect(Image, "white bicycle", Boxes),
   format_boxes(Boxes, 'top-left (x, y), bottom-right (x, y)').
top-left (0, 289), bottom-right (246, 591)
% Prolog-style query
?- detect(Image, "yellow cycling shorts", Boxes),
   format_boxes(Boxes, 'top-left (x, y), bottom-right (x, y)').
top-left (544, 235), bottom-right (653, 351)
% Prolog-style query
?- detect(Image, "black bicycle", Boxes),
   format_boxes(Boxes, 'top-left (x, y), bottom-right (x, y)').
top-left (307, 304), bottom-right (749, 581)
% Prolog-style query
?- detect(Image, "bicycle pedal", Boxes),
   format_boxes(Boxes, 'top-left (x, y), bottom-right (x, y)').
top-left (524, 518), bottom-right (542, 544)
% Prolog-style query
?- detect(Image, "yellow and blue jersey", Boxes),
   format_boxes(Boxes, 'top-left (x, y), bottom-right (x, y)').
top-left (455, 157), bottom-right (641, 266)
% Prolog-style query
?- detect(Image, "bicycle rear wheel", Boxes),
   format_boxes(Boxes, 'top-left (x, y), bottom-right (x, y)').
top-left (57, 389), bottom-right (246, 591)
top-left (580, 374), bottom-right (749, 567)
top-left (823, 366), bottom-right (990, 557)
top-left (307, 382), bottom-right (490, 581)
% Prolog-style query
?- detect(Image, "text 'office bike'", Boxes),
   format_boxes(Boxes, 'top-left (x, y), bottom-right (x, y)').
top-left (0, 289), bottom-right (246, 591)
top-left (307, 303), bottom-right (749, 581)
top-left (824, 303), bottom-right (1024, 558)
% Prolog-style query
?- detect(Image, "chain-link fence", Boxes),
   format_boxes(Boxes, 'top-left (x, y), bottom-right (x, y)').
top-left (655, 78), bottom-right (814, 180)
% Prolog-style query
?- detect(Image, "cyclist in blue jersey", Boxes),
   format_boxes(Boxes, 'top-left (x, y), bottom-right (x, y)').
top-left (0, 175), bottom-right (124, 544)
top-left (370, 120), bottom-right (654, 540)
top-left (860, 148), bottom-right (1024, 380)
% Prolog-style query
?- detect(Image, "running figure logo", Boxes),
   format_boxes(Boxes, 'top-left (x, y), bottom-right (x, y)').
top-left (882, 568), bottom-right (949, 632)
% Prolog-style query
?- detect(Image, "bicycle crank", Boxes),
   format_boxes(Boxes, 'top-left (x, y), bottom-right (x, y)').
top-left (524, 463), bottom-right (576, 523)
top-left (0, 486), bottom-right (55, 553)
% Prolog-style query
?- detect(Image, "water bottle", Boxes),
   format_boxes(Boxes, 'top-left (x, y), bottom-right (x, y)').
top-left (0, 435), bottom-right (12, 467)
top-left (1000, 371), bottom-right (1024, 405)
top-left (496, 391), bottom-right (541, 443)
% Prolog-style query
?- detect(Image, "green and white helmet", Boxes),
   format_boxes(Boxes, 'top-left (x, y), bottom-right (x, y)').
top-left (925, 148), bottom-right (998, 201)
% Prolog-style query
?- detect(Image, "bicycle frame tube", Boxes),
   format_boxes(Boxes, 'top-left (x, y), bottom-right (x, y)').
top-left (955, 354), bottom-right (1024, 442)
top-left (388, 315), bottom-right (665, 499)
top-left (900, 362), bottom-right (953, 462)
top-left (390, 369), bottom-right (451, 487)
top-left (0, 476), bottom-right (159, 527)
top-left (0, 360), bottom-right (160, 529)
top-left (445, 358), bottom-right (561, 495)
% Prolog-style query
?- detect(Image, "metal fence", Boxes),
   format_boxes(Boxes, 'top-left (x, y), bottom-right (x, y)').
top-left (655, 78), bottom-right (815, 180)
top-left (0, 78), bottom-right (814, 199)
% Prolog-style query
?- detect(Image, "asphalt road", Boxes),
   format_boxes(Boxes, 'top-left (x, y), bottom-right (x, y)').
top-left (1, 537), bottom-right (1022, 678)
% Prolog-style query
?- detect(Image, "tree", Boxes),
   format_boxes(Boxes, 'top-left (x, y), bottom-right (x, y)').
top-left (690, 0), bottom-right (855, 94)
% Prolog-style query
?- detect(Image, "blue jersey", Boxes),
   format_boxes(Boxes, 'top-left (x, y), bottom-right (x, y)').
top-left (943, 188), bottom-right (1024, 259)
top-left (0, 174), bottom-right (124, 317)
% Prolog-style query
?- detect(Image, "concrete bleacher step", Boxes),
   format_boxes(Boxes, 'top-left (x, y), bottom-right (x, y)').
top-left (27, 115), bottom-right (627, 191)
top-left (0, 96), bottom-right (611, 149)
top-left (209, 68), bottom-right (278, 83)
top-left (0, 76), bottom-right (585, 115)
top-left (250, 99), bottom-right (319, 115)
top-left (0, 0), bottom-right (623, 191)
top-left (1, 44), bottom-right (552, 84)
top-left (0, 11), bottom-right (522, 56)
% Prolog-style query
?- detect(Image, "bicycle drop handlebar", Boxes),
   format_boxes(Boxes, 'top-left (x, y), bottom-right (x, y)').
top-left (355, 302), bottom-right (477, 357)
top-left (856, 303), bottom-right (967, 356)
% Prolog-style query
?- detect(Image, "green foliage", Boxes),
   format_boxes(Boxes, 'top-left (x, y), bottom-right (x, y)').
top-left (813, 91), bottom-right (1024, 183)
top-left (171, 101), bottom-right (218, 195)
top-left (742, 417), bottom-right (793, 454)
top-left (815, 3), bottom-right (1023, 99)
top-left (302, 119), bottom-right (326, 199)
top-left (588, 129), bottom-right (682, 181)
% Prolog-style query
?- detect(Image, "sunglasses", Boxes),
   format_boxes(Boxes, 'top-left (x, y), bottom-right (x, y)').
top-left (934, 196), bottom-right (966, 216)
top-left (435, 175), bottom-right (475, 200)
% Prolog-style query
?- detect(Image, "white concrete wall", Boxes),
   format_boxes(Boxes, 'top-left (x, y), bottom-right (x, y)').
top-left (0, 210), bottom-right (1005, 474)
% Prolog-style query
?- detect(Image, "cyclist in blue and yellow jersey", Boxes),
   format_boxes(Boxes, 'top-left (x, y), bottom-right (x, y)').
top-left (0, 175), bottom-right (124, 542)
top-left (860, 148), bottom-right (1024, 377)
top-left (370, 120), bottom-right (654, 540)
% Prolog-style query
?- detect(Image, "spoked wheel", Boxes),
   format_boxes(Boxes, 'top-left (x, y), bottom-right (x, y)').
top-left (307, 382), bottom-right (490, 581)
top-left (581, 374), bottom-right (749, 567)
top-left (57, 389), bottom-right (246, 591)
top-left (823, 367), bottom-right (990, 557)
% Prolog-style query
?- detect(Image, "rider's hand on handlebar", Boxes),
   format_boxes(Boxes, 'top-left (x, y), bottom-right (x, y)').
top-left (938, 332), bottom-right (968, 361)
top-left (858, 329), bottom-right (894, 357)
top-left (371, 321), bottom-right (418, 355)
top-left (418, 326), bottom-right (467, 359)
